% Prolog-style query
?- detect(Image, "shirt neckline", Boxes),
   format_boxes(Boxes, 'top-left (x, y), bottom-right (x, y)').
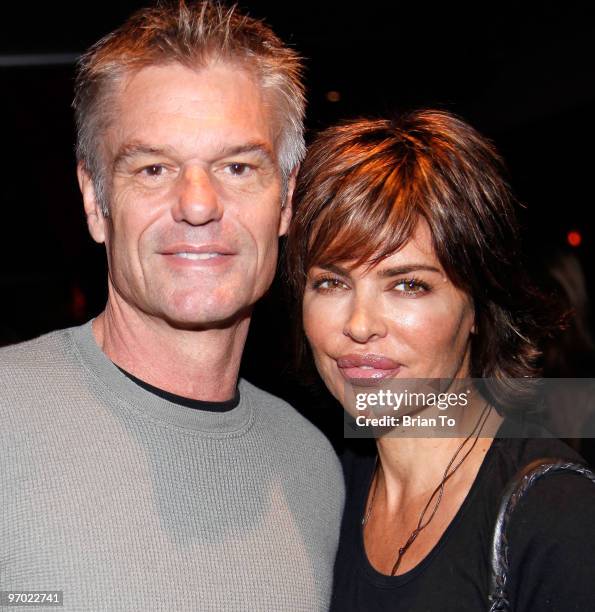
top-left (116, 365), bottom-right (240, 412)
top-left (356, 425), bottom-right (507, 587)
top-left (69, 319), bottom-right (254, 437)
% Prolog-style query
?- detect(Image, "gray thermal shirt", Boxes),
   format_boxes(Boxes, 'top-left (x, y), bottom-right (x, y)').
top-left (0, 321), bottom-right (344, 611)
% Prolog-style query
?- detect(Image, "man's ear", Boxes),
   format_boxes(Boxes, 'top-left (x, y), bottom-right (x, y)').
top-left (77, 162), bottom-right (106, 244)
top-left (278, 164), bottom-right (299, 237)
top-left (470, 309), bottom-right (477, 335)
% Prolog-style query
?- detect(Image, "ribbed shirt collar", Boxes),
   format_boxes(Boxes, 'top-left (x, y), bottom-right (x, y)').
top-left (69, 319), bottom-right (255, 437)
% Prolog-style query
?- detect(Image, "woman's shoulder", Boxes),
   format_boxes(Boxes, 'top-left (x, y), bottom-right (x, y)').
top-left (497, 434), bottom-right (595, 531)
top-left (489, 418), bottom-right (586, 480)
top-left (492, 434), bottom-right (595, 610)
top-left (488, 433), bottom-right (595, 541)
top-left (339, 441), bottom-right (377, 483)
top-left (507, 470), bottom-right (595, 610)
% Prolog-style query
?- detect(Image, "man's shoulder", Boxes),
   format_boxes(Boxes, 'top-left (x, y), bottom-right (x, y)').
top-left (240, 379), bottom-right (344, 504)
top-left (0, 326), bottom-right (77, 373)
top-left (0, 326), bottom-right (82, 416)
top-left (238, 378), bottom-right (294, 410)
top-left (239, 378), bottom-right (338, 452)
top-left (240, 378), bottom-right (316, 426)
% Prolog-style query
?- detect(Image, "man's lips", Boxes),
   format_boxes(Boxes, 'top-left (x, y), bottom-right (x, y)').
top-left (160, 244), bottom-right (236, 264)
top-left (336, 353), bottom-right (402, 383)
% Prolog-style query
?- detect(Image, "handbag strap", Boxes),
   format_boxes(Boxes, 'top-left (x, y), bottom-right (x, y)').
top-left (488, 458), bottom-right (595, 612)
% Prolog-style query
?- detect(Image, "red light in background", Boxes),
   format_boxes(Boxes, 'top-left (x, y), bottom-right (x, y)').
top-left (567, 231), bottom-right (582, 247)
top-left (71, 286), bottom-right (87, 320)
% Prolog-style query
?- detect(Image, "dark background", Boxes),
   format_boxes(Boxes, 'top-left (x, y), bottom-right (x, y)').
top-left (1, 2), bottom-right (593, 446)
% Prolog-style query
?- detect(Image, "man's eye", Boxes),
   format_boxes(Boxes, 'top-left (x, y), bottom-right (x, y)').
top-left (225, 163), bottom-right (252, 176)
top-left (140, 164), bottom-right (167, 177)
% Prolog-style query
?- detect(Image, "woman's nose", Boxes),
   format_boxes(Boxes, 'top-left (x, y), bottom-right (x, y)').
top-left (172, 167), bottom-right (223, 225)
top-left (342, 296), bottom-right (388, 343)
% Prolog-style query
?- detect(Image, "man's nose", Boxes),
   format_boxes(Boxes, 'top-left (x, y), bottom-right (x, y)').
top-left (343, 295), bottom-right (388, 344)
top-left (172, 167), bottom-right (223, 225)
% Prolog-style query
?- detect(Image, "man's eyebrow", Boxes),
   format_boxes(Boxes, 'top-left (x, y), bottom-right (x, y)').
top-left (377, 264), bottom-right (442, 277)
top-left (112, 141), bottom-right (276, 170)
top-left (112, 142), bottom-right (177, 169)
top-left (213, 142), bottom-right (275, 164)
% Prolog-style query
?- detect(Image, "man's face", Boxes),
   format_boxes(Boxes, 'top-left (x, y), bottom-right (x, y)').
top-left (82, 62), bottom-right (291, 328)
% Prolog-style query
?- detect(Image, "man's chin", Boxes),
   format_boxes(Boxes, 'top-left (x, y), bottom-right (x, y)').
top-left (160, 303), bottom-right (253, 331)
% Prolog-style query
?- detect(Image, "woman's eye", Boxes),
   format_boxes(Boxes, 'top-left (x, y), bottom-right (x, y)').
top-left (392, 278), bottom-right (429, 295)
top-left (311, 277), bottom-right (348, 292)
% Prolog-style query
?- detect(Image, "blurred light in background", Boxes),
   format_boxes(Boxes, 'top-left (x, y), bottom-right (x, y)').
top-left (567, 230), bottom-right (582, 247)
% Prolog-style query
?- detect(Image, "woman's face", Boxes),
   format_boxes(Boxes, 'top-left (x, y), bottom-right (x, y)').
top-left (303, 219), bottom-right (475, 407)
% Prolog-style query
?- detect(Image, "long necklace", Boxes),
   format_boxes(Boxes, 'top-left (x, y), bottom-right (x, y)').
top-left (362, 402), bottom-right (493, 576)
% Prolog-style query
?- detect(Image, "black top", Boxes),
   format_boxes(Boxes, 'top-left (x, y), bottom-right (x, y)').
top-left (331, 429), bottom-right (595, 611)
top-left (116, 366), bottom-right (239, 412)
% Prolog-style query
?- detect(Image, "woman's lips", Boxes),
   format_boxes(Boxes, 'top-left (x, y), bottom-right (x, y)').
top-left (336, 354), bottom-right (402, 385)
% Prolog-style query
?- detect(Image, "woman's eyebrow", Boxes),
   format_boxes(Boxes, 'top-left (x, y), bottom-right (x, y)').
top-left (316, 263), bottom-right (350, 277)
top-left (377, 264), bottom-right (442, 278)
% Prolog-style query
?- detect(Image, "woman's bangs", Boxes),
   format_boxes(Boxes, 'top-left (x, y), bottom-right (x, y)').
top-left (306, 190), bottom-right (419, 271)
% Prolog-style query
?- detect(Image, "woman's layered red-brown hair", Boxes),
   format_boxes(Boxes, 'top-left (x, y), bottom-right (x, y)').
top-left (285, 110), bottom-right (552, 412)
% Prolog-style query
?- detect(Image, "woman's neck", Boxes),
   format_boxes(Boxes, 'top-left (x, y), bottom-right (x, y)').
top-left (374, 406), bottom-right (504, 508)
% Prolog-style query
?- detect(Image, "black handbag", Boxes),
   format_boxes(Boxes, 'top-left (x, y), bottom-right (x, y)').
top-left (488, 458), bottom-right (595, 611)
